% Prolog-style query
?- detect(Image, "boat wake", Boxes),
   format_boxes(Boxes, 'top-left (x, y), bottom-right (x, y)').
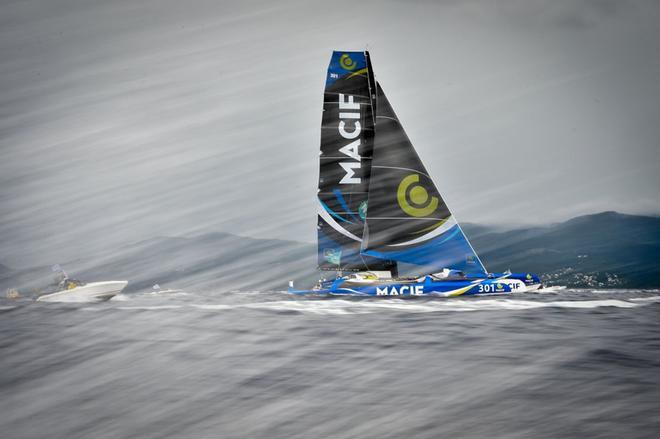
top-left (193, 297), bottom-right (650, 315)
top-left (56, 290), bottom-right (659, 315)
top-left (5, 287), bottom-right (658, 316)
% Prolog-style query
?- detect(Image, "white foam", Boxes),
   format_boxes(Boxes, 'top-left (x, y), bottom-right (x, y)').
top-left (115, 305), bottom-right (184, 310)
top-left (191, 304), bottom-right (234, 310)
top-left (542, 299), bottom-right (638, 309)
top-left (181, 297), bottom-right (639, 315)
top-left (76, 293), bottom-right (657, 315)
top-left (629, 296), bottom-right (660, 303)
top-left (244, 301), bottom-right (358, 315)
top-left (591, 289), bottom-right (659, 294)
top-left (535, 286), bottom-right (567, 293)
top-left (248, 297), bottom-right (644, 314)
top-left (590, 289), bottom-right (628, 294)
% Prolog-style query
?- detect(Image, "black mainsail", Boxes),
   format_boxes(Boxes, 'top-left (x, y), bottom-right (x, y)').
top-left (360, 83), bottom-right (487, 275)
top-left (317, 51), bottom-right (395, 272)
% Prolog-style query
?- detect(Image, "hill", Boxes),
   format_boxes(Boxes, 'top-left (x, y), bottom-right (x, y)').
top-left (467, 212), bottom-right (660, 288)
top-left (1, 212), bottom-right (658, 294)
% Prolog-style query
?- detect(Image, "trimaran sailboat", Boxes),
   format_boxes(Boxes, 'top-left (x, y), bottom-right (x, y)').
top-left (289, 51), bottom-right (541, 296)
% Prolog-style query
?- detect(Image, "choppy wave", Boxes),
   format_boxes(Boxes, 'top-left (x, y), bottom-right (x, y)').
top-left (629, 295), bottom-right (660, 303)
top-left (6, 287), bottom-right (660, 318)
top-left (68, 292), bottom-right (657, 315)
top-left (219, 297), bottom-right (643, 315)
top-left (591, 288), bottom-right (660, 294)
top-left (2, 286), bottom-right (659, 439)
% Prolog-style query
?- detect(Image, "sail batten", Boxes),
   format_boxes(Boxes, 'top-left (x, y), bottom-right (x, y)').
top-left (371, 165), bottom-right (433, 178)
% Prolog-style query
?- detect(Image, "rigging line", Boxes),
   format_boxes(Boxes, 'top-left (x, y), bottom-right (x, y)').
top-left (455, 221), bottom-right (488, 274)
top-left (319, 191), bottom-right (368, 195)
top-left (333, 189), bottom-right (360, 222)
top-left (375, 115), bottom-right (399, 122)
top-left (324, 92), bottom-right (370, 99)
top-left (358, 251), bottom-right (370, 272)
top-left (389, 221), bottom-right (458, 247)
top-left (319, 199), bottom-right (354, 224)
top-left (365, 217), bottom-right (449, 221)
top-left (320, 157), bottom-right (374, 160)
top-left (371, 165), bottom-right (432, 179)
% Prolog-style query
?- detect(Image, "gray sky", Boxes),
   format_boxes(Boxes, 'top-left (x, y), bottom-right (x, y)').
top-left (1, 0), bottom-right (659, 268)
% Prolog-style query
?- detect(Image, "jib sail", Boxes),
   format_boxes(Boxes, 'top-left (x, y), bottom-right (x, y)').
top-left (317, 51), bottom-right (395, 272)
top-left (360, 83), bottom-right (487, 275)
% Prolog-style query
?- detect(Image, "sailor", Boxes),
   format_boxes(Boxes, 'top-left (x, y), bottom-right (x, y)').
top-left (55, 272), bottom-right (77, 290)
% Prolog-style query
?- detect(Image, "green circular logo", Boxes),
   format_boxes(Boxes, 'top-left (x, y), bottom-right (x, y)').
top-left (397, 174), bottom-right (438, 217)
top-left (340, 54), bottom-right (357, 70)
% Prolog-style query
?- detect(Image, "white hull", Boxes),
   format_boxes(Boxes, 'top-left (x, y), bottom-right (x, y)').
top-left (37, 281), bottom-right (128, 303)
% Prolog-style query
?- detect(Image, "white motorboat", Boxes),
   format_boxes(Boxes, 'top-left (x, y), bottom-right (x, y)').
top-left (37, 281), bottom-right (128, 303)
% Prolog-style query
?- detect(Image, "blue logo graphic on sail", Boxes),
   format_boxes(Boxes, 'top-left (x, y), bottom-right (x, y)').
top-left (325, 51), bottom-right (367, 88)
top-left (323, 248), bottom-right (342, 265)
top-left (358, 201), bottom-right (368, 220)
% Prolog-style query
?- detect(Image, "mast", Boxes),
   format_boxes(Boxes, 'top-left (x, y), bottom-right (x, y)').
top-left (365, 51), bottom-right (377, 127)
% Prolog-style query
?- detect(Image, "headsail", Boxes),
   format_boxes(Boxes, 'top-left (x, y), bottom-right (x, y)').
top-left (361, 83), bottom-right (487, 275)
top-left (317, 51), bottom-right (395, 272)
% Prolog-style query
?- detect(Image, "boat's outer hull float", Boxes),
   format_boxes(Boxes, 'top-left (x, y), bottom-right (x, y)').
top-left (289, 273), bottom-right (542, 297)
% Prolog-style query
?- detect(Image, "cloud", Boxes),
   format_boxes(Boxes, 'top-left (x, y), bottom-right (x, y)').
top-left (1, 0), bottom-right (659, 268)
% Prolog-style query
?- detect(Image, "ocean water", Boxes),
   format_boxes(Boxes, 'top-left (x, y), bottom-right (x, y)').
top-left (1, 288), bottom-right (659, 439)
